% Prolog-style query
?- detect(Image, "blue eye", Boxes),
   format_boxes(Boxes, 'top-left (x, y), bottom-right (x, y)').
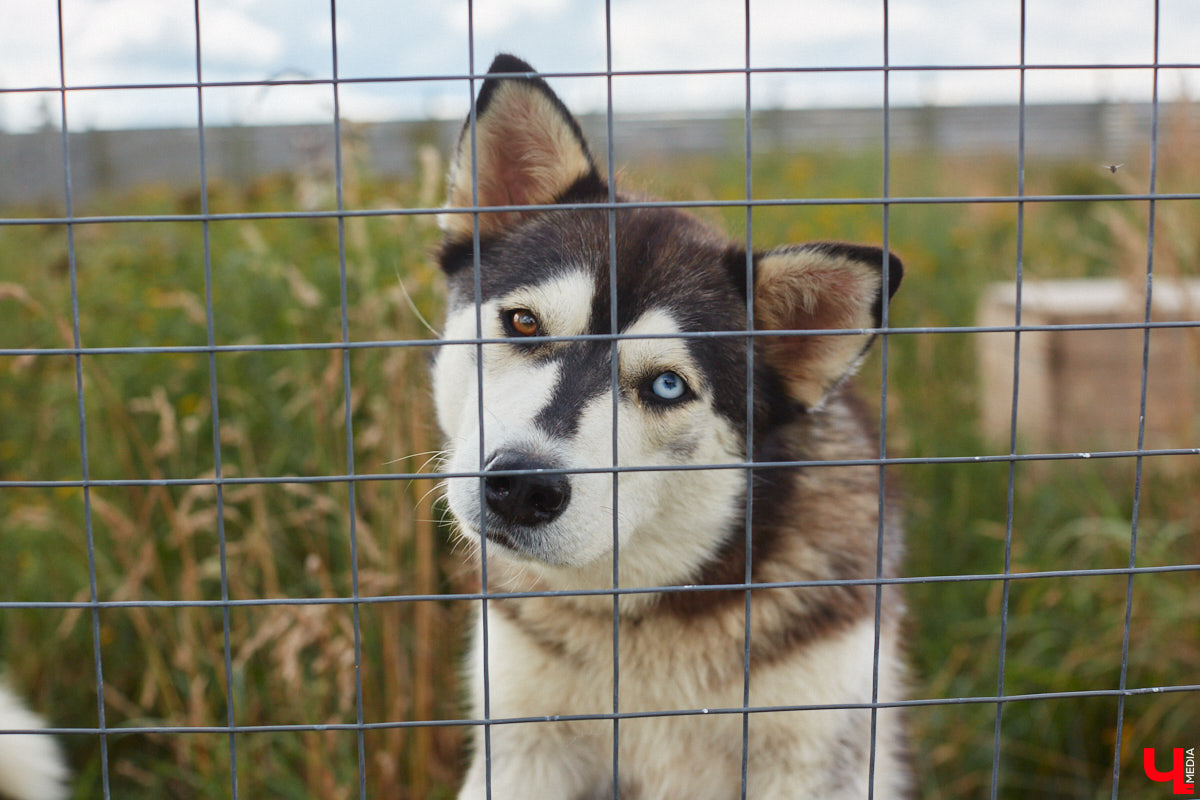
top-left (650, 371), bottom-right (688, 401)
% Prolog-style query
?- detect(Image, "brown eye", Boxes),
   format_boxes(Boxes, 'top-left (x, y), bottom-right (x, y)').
top-left (508, 309), bottom-right (540, 337)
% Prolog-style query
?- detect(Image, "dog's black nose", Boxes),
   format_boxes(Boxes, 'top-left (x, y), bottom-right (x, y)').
top-left (484, 453), bottom-right (571, 527)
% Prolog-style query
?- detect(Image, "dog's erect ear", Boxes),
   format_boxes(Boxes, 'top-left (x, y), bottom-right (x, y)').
top-left (441, 54), bottom-right (599, 241)
top-left (754, 243), bottom-right (902, 409)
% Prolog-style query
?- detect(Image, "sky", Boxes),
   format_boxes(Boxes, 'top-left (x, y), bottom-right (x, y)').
top-left (0, 0), bottom-right (1196, 132)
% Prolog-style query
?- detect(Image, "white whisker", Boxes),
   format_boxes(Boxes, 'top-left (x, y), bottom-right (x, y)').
top-left (392, 263), bottom-right (442, 338)
top-left (383, 449), bottom-right (449, 467)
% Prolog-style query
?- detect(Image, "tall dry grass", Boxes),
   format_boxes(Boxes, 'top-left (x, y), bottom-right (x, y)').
top-left (2, 134), bottom-right (465, 798)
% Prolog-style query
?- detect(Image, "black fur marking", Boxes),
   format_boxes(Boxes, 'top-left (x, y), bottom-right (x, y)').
top-left (720, 247), bottom-right (754, 301)
top-left (533, 342), bottom-right (613, 440)
top-left (437, 235), bottom-right (495, 277)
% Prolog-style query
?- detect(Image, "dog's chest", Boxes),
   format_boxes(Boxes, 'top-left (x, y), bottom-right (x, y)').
top-left (479, 602), bottom-right (747, 787)
top-left (470, 603), bottom-right (902, 797)
top-left (485, 597), bottom-right (747, 713)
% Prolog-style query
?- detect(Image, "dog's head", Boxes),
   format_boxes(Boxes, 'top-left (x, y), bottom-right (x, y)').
top-left (432, 55), bottom-right (901, 590)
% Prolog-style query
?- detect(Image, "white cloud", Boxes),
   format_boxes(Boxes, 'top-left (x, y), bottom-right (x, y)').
top-left (200, 5), bottom-right (287, 70)
top-left (443, 0), bottom-right (567, 37)
top-left (0, 3), bottom-right (65, 86)
top-left (66, 0), bottom-right (191, 63)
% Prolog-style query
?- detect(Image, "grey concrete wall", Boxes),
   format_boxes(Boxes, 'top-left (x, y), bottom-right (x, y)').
top-left (2, 102), bottom-right (1194, 209)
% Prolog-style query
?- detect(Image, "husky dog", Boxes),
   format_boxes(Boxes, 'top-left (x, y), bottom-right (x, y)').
top-left (433, 55), bottom-right (907, 799)
top-left (0, 684), bottom-right (68, 800)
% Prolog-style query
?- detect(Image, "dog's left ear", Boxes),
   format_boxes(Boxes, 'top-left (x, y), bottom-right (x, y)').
top-left (441, 54), bottom-right (600, 242)
top-left (753, 243), bottom-right (902, 409)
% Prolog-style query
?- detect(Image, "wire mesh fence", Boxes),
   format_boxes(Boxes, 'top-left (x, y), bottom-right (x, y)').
top-left (1, 1), bottom-right (1198, 799)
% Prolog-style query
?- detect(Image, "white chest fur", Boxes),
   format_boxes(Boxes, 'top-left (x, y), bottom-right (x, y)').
top-left (457, 606), bottom-right (907, 799)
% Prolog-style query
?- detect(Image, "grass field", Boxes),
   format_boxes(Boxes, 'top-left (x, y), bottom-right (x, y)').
top-left (1, 115), bottom-right (1198, 798)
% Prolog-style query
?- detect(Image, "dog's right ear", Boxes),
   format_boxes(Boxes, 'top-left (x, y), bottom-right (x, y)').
top-left (441, 54), bottom-right (600, 243)
top-left (753, 242), bottom-right (903, 410)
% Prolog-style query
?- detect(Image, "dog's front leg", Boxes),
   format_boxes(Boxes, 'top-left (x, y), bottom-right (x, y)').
top-left (457, 721), bottom-right (605, 800)
top-left (457, 609), bottom-right (609, 800)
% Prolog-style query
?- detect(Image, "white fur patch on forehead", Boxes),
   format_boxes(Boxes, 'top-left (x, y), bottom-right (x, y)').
top-left (618, 307), bottom-right (702, 390)
top-left (499, 269), bottom-right (594, 338)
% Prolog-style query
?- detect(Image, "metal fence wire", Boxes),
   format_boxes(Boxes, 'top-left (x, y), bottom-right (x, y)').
top-left (1, 1), bottom-right (1199, 799)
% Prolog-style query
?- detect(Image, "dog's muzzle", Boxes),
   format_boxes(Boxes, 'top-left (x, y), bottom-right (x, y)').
top-left (484, 451), bottom-right (571, 527)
